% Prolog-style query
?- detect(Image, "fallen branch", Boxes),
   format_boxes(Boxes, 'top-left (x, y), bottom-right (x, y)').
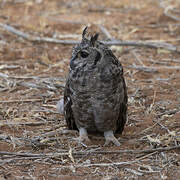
top-left (125, 65), bottom-right (158, 73)
top-left (74, 160), bottom-right (137, 167)
top-left (0, 145), bottom-right (179, 158)
top-left (0, 151), bottom-right (46, 157)
top-left (0, 72), bottom-right (65, 81)
top-left (16, 81), bottom-right (58, 91)
top-left (0, 98), bottom-right (59, 104)
top-left (74, 145), bottom-right (180, 155)
top-left (75, 151), bottom-right (157, 168)
top-left (0, 23), bottom-right (78, 45)
top-left (126, 65), bottom-right (180, 72)
top-left (0, 23), bottom-right (179, 53)
top-left (0, 121), bottom-right (48, 127)
top-left (0, 65), bottom-right (20, 70)
top-left (0, 155), bottom-right (136, 167)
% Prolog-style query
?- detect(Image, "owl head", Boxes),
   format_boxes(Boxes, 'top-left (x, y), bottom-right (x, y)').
top-left (70, 27), bottom-right (106, 70)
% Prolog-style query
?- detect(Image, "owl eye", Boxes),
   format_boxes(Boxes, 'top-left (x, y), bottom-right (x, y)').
top-left (80, 51), bottom-right (89, 58)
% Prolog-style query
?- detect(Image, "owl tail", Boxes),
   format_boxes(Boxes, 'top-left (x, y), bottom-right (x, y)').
top-left (56, 98), bottom-right (64, 114)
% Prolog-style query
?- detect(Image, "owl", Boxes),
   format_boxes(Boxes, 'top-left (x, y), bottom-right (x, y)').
top-left (62, 27), bottom-right (127, 146)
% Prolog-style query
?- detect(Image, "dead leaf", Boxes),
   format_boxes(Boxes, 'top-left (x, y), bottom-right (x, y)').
top-left (68, 146), bottom-right (75, 163)
top-left (157, 48), bottom-right (171, 54)
top-left (147, 135), bottom-right (161, 144)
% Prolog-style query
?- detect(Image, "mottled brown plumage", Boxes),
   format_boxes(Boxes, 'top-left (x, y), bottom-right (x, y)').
top-left (63, 27), bottom-right (127, 146)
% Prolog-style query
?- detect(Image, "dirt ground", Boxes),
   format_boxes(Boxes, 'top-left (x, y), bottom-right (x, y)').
top-left (0, 0), bottom-right (180, 179)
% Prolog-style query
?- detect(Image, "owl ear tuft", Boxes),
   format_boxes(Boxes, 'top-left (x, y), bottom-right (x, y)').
top-left (90, 33), bottom-right (99, 47)
top-left (82, 27), bottom-right (88, 40)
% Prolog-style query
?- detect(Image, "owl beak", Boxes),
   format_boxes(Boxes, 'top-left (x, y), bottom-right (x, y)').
top-left (70, 55), bottom-right (76, 70)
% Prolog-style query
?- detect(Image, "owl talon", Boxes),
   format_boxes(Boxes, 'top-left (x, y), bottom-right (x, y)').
top-left (104, 130), bottom-right (121, 146)
top-left (74, 127), bottom-right (91, 145)
top-left (74, 136), bottom-right (91, 144)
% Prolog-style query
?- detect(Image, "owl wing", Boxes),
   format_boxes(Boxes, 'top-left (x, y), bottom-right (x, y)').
top-left (108, 51), bottom-right (128, 134)
top-left (64, 77), bottom-right (78, 130)
top-left (116, 76), bottom-right (128, 134)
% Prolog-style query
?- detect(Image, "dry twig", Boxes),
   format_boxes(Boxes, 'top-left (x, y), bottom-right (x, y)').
top-left (97, 24), bottom-right (113, 40)
top-left (125, 168), bottom-right (143, 176)
top-left (164, 6), bottom-right (180, 22)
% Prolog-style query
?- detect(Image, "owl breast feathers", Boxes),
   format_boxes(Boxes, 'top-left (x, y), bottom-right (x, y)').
top-left (63, 27), bottom-right (127, 145)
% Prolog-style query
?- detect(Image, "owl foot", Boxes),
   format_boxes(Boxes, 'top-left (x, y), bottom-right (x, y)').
top-left (74, 128), bottom-right (91, 146)
top-left (104, 130), bottom-right (121, 146)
